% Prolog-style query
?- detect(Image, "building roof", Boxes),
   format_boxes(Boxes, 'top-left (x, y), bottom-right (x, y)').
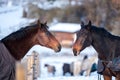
top-left (49, 23), bottom-right (81, 33)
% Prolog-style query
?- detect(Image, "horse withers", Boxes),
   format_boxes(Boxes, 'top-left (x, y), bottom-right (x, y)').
top-left (72, 21), bottom-right (120, 80)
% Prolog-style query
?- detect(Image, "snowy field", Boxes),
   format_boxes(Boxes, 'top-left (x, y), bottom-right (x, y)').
top-left (37, 56), bottom-right (101, 80)
top-left (0, 5), bottom-right (115, 80)
top-left (36, 55), bottom-right (116, 80)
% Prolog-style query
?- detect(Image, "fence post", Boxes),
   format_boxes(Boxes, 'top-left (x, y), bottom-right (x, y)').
top-left (16, 62), bottom-right (26, 80)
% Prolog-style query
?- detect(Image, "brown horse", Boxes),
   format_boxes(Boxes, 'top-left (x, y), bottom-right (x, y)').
top-left (72, 21), bottom-right (120, 80)
top-left (0, 20), bottom-right (61, 80)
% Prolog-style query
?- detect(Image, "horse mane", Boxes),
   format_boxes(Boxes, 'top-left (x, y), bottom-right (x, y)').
top-left (1, 22), bottom-right (48, 42)
top-left (91, 25), bottom-right (120, 40)
top-left (1, 24), bottom-right (38, 42)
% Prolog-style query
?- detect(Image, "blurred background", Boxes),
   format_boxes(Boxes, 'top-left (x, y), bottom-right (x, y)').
top-left (0, 0), bottom-right (119, 80)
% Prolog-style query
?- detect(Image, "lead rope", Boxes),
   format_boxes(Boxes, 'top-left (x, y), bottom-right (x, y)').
top-left (98, 74), bottom-right (101, 80)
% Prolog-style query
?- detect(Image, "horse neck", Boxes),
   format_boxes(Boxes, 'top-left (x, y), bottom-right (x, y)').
top-left (91, 32), bottom-right (113, 60)
top-left (2, 34), bottom-right (37, 60)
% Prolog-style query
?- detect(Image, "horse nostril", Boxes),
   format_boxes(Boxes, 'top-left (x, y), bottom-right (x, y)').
top-left (57, 45), bottom-right (61, 52)
top-left (74, 53), bottom-right (77, 56)
top-left (73, 49), bottom-right (77, 56)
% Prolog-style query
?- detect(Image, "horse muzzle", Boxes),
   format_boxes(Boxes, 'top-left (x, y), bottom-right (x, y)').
top-left (55, 44), bottom-right (61, 52)
top-left (73, 48), bottom-right (79, 56)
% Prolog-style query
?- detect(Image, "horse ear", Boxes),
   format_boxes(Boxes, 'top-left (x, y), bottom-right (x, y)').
top-left (87, 20), bottom-right (92, 30)
top-left (37, 19), bottom-right (41, 27)
top-left (88, 20), bottom-right (91, 26)
top-left (81, 21), bottom-right (84, 28)
top-left (81, 21), bottom-right (84, 26)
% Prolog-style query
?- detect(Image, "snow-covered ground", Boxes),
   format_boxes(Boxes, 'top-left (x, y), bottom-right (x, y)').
top-left (37, 56), bottom-right (100, 80)
top-left (36, 55), bottom-right (116, 80)
top-left (0, 5), bottom-right (115, 80)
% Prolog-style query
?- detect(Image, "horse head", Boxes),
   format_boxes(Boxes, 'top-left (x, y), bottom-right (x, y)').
top-left (73, 21), bottom-right (92, 56)
top-left (35, 20), bottom-right (61, 52)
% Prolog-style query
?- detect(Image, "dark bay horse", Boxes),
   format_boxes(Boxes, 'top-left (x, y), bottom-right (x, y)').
top-left (0, 20), bottom-right (61, 80)
top-left (72, 21), bottom-right (120, 80)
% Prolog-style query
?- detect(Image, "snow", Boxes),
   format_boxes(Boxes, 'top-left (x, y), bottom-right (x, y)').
top-left (0, 6), bottom-right (36, 39)
top-left (0, 6), bottom-right (24, 38)
top-left (49, 23), bottom-right (81, 33)
top-left (38, 76), bottom-right (101, 80)
top-left (0, 5), bottom-right (115, 80)
top-left (37, 56), bottom-right (101, 80)
top-left (37, 0), bottom-right (69, 10)
top-left (36, 56), bottom-right (116, 80)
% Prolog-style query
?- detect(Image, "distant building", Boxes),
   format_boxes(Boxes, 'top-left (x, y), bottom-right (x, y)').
top-left (51, 31), bottom-right (75, 47)
top-left (49, 23), bottom-right (81, 48)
